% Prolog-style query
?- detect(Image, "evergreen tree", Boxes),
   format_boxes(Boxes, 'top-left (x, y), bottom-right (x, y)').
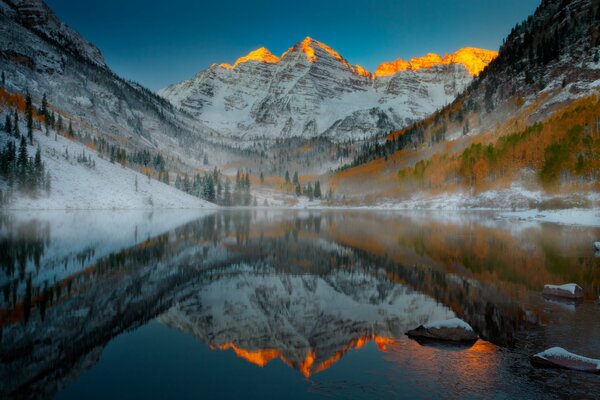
top-left (57, 115), bottom-right (63, 132)
top-left (68, 121), bottom-right (74, 137)
top-left (34, 146), bottom-right (42, 185)
top-left (285, 170), bottom-right (290, 185)
top-left (25, 91), bottom-right (32, 112)
top-left (41, 94), bottom-right (48, 118)
top-left (260, 171), bottom-right (264, 183)
top-left (13, 109), bottom-right (19, 138)
top-left (17, 136), bottom-right (28, 189)
top-left (307, 182), bottom-right (314, 201)
top-left (224, 178), bottom-right (232, 206)
top-left (314, 181), bottom-right (321, 198)
top-left (4, 114), bottom-right (11, 134)
top-left (292, 171), bottom-right (299, 185)
top-left (135, 175), bottom-right (138, 192)
top-left (27, 107), bottom-right (33, 144)
top-left (0, 71), bottom-right (5, 87)
top-left (204, 174), bottom-right (215, 202)
top-left (295, 182), bottom-right (301, 196)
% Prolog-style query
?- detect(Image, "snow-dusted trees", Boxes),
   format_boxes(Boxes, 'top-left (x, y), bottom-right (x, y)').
top-left (0, 136), bottom-right (50, 198)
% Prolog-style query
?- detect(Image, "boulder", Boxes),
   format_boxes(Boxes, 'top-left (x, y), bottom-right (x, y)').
top-left (406, 318), bottom-right (478, 342)
top-left (542, 283), bottom-right (583, 299)
top-left (531, 347), bottom-right (600, 373)
top-left (594, 241), bottom-right (600, 251)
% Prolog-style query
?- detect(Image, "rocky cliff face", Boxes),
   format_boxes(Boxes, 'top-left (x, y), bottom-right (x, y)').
top-left (160, 38), bottom-right (497, 142)
top-left (0, 0), bottom-right (223, 170)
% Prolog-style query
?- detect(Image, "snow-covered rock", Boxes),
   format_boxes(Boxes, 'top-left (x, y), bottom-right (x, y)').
top-left (542, 284), bottom-right (584, 300)
top-left (160, 38), bottom-right (496, 142)
top-left (406, 317), bottom-right (478, 342)
top-left (531, 347), bottom-right (600, 373)
top-left (594, 241), bottom-right (600, 251)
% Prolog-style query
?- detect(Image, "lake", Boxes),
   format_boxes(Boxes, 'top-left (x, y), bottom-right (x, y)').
top-left (1, 209), bottom-right (599, 399)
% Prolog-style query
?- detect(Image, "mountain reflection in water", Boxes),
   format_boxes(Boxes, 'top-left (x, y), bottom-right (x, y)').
top-left (0, 210), bottom-right (599, 399)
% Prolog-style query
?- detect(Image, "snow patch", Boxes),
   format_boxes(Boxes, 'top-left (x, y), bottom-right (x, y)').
top-left (423, 317), bottom-right (473, 331)
top-left (535, 347), bottom-right (600, 368)
top-left (543, 283), bottom-right (581, 295)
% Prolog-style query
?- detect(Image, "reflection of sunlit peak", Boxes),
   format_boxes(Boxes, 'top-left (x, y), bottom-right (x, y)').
top-left (233, 47), bottom-right (280, 68)
top-left (216, 343), bottom-right (279, 367)
top-left (299, 350), bottom-right (316, 378)
top-left (373, 335), bottom-right (395, 351)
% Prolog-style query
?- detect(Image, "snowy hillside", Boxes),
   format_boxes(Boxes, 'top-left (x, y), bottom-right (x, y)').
top-left (0, 125), bottom-right (215, 209)
top-left (159, 38), bottom-right (497, 142)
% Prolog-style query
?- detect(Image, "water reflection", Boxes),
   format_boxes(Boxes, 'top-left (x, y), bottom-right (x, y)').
top-left (0, 210), bottom-right (599, 399)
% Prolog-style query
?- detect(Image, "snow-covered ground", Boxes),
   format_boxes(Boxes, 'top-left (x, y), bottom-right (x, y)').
top-left (1, 127), bottom-right (215, 210)
top-left (498, 209), bottom-right (600, 227)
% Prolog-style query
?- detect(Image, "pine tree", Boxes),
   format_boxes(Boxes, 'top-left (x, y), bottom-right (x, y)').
top-left (135, 175), bottom-right (138, 192)
top-left (292, 171), bottom-right (299, 185)
top-left (260, 171), bottom-right (264, 183)
top-left (314, 181), bottom-right (321, 198)
top-left (34, 146), bottom-right (43, 191)
top-left (307, 182), bottom-right (313, 201)
top-left (25, 91), bottom-right (32, 112)
top-left (17, 136), bottom-right (28, 189)
top-left (57, 115), bottom-right (63, 132)
top-left (0, 71), bottom-right (5, 87)
top-left (4, 114), bottom-right (11, 134)
top-left (27, 107), bottom-right (33, 144)
top-left (224, 178), bottom-right (232, 206)
top-left (68, 121), bottom-right (74, 137)
top-left (13, 109), bottom-right (19, 138)
top-left (285, 170), bottom-right (290, 185)
top-left (45, 171), bottom-right (51, 194)
top-left (295, 182), bottom-right (301, 196)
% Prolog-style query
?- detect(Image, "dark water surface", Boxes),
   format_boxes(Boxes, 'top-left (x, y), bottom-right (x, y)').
top-left (1, 209), bottom-right (599, 399)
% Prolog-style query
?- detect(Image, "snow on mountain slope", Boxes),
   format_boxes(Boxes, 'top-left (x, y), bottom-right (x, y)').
top-left (0, 0), bottom-right (222, 170)
top-left (0, 126), bottom-right (215, 209)
top-left (160, 38), bottom-right (497, 142)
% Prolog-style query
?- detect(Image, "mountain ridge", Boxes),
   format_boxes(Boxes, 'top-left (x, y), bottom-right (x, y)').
top-left (159, 37), bottom-right (497, 142)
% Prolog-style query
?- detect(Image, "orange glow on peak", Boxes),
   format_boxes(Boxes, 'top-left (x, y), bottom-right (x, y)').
top-left (354, 64), bottom-right (372, 78)
top-left (373, 47), bottom-right (497, 78)
top-left (233, 47), bottom-right (280, 67)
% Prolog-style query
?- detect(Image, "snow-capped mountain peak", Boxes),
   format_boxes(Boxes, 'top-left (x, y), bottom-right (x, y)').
top-left (373, 47), bottom-right (498, 78)
top-left (159, 38), bottom-right (497, 142)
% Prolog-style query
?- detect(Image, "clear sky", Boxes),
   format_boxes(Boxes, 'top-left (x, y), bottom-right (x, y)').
top-left (46, 0), bottom-right (540, 91)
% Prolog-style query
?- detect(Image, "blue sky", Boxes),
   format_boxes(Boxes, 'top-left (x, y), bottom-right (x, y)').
top-left (46, 0), bottom-right (540, 91)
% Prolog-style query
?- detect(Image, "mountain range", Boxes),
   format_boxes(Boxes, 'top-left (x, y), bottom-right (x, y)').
top-left (0, 0), bottom-right (598, 209)
top-left (159, 38), bottom-right (497, 141)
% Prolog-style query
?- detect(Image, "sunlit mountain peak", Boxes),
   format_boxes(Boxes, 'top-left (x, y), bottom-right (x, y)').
top-left (374, 47), bottom-right (497, 77)
top-left (233, 47), bottom-right (280, 67)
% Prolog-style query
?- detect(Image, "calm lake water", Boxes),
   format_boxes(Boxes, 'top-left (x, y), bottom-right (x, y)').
top-left (1, 209), bottom-right (599, 399)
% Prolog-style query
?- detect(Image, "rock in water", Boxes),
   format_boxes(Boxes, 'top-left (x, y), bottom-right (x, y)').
top-left (406, 318), bottom-right (478, 342)
top-left (531, 347), bottom-right (600, 373)
top-left (594, 241), bottom-right (600, 251)
top-left (542, 283), bottom-right (584, 299)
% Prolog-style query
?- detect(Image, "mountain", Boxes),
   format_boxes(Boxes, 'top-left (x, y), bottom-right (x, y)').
top-left (159, 37), bottom-right (497, 142)
top-left (333, 0), bottom-right (600, 207)
top-left (0, 0), bottom-right (225, 172)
